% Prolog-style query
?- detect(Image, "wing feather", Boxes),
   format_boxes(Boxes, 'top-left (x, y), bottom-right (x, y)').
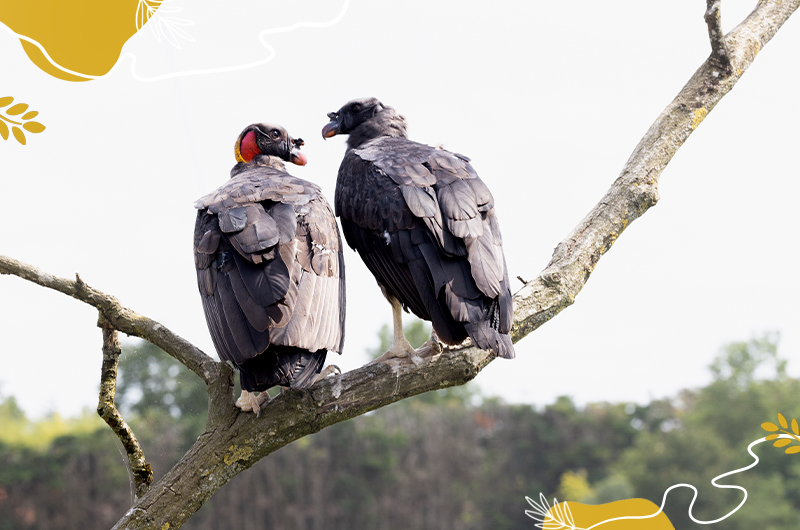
top-left (194, 161), bottom-right (346, 388)
top-left (336, 135), bottom-right (514, 357)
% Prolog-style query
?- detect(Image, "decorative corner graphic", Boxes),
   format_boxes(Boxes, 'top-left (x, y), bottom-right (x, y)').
top-left (0, 0), bottom-right (159, 81)
top-left (0, 97), bottom-right (45, 145)
top-left (761, 413), bottom-right (800, 454)
top-left (526, 412), bottom-right (800, 528)
top-left (1, 0), bottom-right (350, 83)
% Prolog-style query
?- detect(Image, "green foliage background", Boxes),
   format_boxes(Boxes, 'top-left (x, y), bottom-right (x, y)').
top-left (0, 328), bottom-right (799, 529)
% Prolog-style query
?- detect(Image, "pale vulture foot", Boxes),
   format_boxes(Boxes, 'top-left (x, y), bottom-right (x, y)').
top-left (235, 389), bottom-right (270, 417)
top-left (312, 364), bottom-right (342, 384)
top-left (374, 336), bottom-right (422, 366)
top-left (415, 331), bottom-right (444, 358)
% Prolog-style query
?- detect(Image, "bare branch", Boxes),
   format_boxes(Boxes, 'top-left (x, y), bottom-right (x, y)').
top-left (705, 0), bottom-right (733, 74)
top-left (0, 254), bottom-right (221, 386)
top-left (114, 344), bottom-right (493, 529)
top-left (97, 321), bottom-right (153, 498)
top-left (511, 0), bottom-right (799, 339)
top-left (2, 3), bottom-right (799, 528)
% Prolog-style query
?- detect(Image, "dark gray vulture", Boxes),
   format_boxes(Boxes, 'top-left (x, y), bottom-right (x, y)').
top-left (322, 97), bottom-right (513, 362)
top-left (194, 123), bottom-right (345, 414)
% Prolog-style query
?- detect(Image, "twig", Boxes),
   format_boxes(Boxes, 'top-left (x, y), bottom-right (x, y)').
top-left (97, 321), bottom-right (153, 498)
top-left (705, 0), bottom-right (733, 74)
top-left (0, 254), bottom-right (220, 385)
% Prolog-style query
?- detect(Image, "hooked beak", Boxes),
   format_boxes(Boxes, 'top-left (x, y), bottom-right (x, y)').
top-left (321, 112), bottom-right (340, 139)
top-left (289, 137), bottom-right (307, 166)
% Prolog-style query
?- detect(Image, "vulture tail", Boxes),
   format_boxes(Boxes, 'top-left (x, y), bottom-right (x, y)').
top-left (463, 320), bottom-right (515, 359)
top-left (238, 346), bottom-right (327, 391)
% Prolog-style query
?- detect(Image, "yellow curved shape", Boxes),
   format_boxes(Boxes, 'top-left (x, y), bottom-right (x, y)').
top-left (546, 499), bottom-right (674, 530)
top-left (0, 0), bottom-right (152, 81)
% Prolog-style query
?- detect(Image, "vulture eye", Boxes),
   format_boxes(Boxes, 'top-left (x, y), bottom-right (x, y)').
top-left (351, 105), bottom-right (361, 114)
top-left (271, 130), bottom-right (281, 139)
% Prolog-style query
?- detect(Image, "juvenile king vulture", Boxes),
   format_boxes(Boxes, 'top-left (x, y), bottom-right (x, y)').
top-left (194, 124), bottom-right (345, 415)
top-left (322, 98), bottom-right (514, 361)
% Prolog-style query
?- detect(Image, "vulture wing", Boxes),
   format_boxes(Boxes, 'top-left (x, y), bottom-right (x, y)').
top-left (335, 137), bottom-right (513, 358)
top-left (194, 165), bottom-right (345, 390)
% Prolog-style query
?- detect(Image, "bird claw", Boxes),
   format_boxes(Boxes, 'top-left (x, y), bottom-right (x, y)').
top-left (415, 335), bottom-right (443, 358)
top-left (235, 389), bottom-right (270, 417)
top-left (312, 364), bottom-right (342, 384)
top-left (374, 340), bottom-right (427, 366)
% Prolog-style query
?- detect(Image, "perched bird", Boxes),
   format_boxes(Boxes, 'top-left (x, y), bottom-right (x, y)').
top-left (322, 97), bottom-right (514, 362)
top-left (194, 123), bottom-right (345, 415)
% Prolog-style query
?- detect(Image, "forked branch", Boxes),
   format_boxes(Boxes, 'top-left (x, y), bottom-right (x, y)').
top-left (97, 321), bottom-right (153, 498)
top-left (0, 1), bottom-right (797, 529)
top-left (0, 254), bottom-right (220, 386)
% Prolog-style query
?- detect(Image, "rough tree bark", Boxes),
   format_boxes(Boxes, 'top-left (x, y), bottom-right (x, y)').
top-left (0, 1), bottom-right (797, 528)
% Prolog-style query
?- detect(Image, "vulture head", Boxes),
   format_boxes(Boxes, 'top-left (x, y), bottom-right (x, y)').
top-left (322, 97), bottom-right (407, 149)
top-left (234, 123), bottom-right (307, 166)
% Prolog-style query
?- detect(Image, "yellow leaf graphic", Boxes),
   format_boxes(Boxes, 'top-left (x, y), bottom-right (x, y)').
top-left (774, 439), bottom-right (792, 448)
top-left (12, 126), bottom-right (26, 145)
top-left (0, 96), bottom-right (13, 107)
top-left (23, 121), bottom-right (46, 133)
top-left (792, 418), bottom-right (798, 435)
top-left (762, 422), bottom-right (779, 432)
top-left (22, 111), bottom-right (38, 120)
top-left (766, 434), bottom-right (780, 441)
top-left (7, 103), bottom-right (29, 116)
top-left (786, 446), bottom-right (800, 454)
top-left (0, 121), bottom-right (8, 140)
top-left (778, 413), bottom-right (788, 429)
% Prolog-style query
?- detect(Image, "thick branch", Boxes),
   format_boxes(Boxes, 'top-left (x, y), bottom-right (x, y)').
top-left (97, 321), bottom-right (153, 498)
top-left (2, 3), bottom-right (798, 529)
top-left (114, 345), bottom-right (494, 529)
top-left (0, 254), bottom-right (220, 386)
top-left (705, 0), bottom-right (733, 73)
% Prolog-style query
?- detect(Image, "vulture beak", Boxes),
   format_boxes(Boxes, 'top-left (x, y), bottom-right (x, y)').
top-left (321, 112), bottom-right (340, 139)
top-left (289, 137), bottom-right (307, 166)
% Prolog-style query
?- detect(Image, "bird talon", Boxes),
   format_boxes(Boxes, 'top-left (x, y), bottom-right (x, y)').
top-left (312, 364), bottom-right (342, 384)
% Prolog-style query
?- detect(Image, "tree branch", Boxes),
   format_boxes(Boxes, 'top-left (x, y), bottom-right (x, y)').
top-left (0, 254), bottom-right (221, 386)
top-left (1, 2), bottom-right (798, 528)
top-left (511, 0), bottom-right (799, 339)
top-left (97, 320), bottom-right (153, 498)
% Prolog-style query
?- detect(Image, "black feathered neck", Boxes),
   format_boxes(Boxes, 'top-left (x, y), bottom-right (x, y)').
top-left (346, 106), bottom-right (408, 150)
top-left (230, 155), bottom-right (286, 177)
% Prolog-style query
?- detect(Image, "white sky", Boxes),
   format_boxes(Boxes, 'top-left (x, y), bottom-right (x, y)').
top-left (1, 0), bottom-right (798, 418)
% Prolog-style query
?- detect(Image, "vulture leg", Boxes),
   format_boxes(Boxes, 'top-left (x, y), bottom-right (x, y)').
top-left (235, 389), bottom-right (271, 417)
top-left (373, 295), bottom-right (423, 366)
top-left (312, 364), bottom-right (342, 384)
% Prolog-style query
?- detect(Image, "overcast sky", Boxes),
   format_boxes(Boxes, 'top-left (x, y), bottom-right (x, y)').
top-left (1, 0), bottom-right (798, 418)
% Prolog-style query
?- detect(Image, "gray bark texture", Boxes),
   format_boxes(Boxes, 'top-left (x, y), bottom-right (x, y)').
top-left (0, 1), bottom-right (797, 528)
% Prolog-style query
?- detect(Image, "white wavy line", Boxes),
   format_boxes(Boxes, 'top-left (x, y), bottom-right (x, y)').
top-left (0, 0), bottom-right (349, 82)
top-left (526, 434), bottom-right (792, 529)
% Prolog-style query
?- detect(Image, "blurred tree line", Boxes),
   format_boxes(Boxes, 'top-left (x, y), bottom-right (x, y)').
top-left (0, 330), bottom-right (799, 529)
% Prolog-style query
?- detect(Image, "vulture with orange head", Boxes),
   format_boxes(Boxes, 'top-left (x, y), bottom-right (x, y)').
top-left (194, 124), bottom-right (345, 415)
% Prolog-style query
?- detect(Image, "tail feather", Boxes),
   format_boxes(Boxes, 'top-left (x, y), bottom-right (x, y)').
top-left (238, 346), bottom-right (327, 391)
top-left (464, 320), bottom-right (515, 359)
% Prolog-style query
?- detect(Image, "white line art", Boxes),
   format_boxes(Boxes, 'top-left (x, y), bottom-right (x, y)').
top-left (136, 0), bottom-right (195, 49)
top-left (525, 434), bottom-right (788, 529)
top-left (0, 0), bottom-right (349, 82)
